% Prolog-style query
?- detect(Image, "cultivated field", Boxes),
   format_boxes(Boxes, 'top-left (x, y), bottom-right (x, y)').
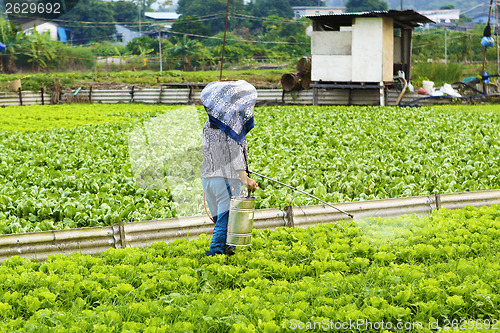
top-left (0, 103), bottom-right (499, 331)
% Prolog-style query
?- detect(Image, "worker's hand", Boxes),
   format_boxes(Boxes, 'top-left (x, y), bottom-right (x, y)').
top-left (239, 171), bottom-right (258, 192)
top-left (245, 177), bottom-right (258, 192)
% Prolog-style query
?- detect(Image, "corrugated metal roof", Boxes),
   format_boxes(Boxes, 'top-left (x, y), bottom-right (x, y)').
top-left (145, 12), bottom-right (180, 21)
top-left (306, 9), bottom-right (434, 27)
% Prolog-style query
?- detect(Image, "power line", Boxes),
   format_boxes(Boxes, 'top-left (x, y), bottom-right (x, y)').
top-left (231, 13), bottom-right (308, 25)
top-left (51, 13), bottom-right (226, 26)
top-left (8, 11), bottom-right (302, 27)
top-left (165, 30), bottom-right (309, 45)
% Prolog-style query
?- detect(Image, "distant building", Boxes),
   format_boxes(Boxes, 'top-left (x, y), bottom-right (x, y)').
top-left (115, 25), bottom-right (142, 45)
top-left (292, 6), bottom-right (345, 19)
top-left (18, 18), bottom-right (72, 42)
top-left (23, 20), bottom-right (58, 40)
top-left (144, 12), bottom-right (180, 30)
top-left (419, 9), bottom-right (460, 29)
top-left (144, 12), bottom-right (180, 21)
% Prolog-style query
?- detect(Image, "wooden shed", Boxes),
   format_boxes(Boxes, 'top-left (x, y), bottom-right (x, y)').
top-left (307, 10), bottom-right (433, 105)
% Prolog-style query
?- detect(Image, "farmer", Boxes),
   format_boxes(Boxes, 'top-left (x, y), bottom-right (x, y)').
top-left (200, 80), bottom-right (258, 256)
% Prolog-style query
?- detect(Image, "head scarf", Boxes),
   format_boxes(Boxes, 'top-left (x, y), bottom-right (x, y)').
top-left (201, 80), bottom-right (257, 145)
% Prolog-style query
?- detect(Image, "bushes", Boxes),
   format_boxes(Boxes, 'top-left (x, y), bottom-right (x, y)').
top-left (48, 46), bottom-right (95, 71)
top-left (0, 21), bottom-right (95, 74)
top-left (90, 42), bottom-right (126, 57)
top-left (411, 62), bottom-right (463, 86)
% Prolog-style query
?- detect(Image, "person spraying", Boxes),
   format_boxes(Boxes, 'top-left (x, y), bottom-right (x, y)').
top-left (200, 80), bottom-right (258, 256)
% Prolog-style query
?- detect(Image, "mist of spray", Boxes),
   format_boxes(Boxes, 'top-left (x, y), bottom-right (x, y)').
top-left (128, 106), bottom-right (205, 217)
top-left (354, 214), bottom-right (426, 246)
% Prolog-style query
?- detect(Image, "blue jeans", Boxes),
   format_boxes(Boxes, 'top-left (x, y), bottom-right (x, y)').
top-left (202, 177), bottom-right (242, 256)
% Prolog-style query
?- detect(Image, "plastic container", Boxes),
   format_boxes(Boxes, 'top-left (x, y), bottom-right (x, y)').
top-left (226, 196), bottom-right (256, 246)
top-left (481, 36), bottom-right (494, 48)
top-left (422, 80), bottom-right (434, 94)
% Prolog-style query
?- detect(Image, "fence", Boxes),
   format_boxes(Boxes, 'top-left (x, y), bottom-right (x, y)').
top-left (0, 88), bottom-right (51, 106)
top-left (0, 189), bottom-right (499, 263)
top-left (0, 86), bottom-right (447, 107)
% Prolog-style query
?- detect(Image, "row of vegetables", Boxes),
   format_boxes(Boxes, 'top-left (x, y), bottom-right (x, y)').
top-left (0, 104), bottom-right (499, 233)
top-left (0, 205), bottom-right (498, 331)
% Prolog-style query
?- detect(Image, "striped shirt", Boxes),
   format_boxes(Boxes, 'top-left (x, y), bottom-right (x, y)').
top-left (201, 120), bottom-right (248, 180)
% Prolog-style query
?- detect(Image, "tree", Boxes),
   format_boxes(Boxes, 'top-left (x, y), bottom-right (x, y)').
top-left (247, 0), bottom-right (294, 19)
top-left (0, 20), bottom-right (28, 73)
top-left (23, 30), bottom-right (56, 71)
top-left (127, 36), bottom-right (159, 54)
top-left (112, 1), bottom-right (140, 24)
top-left (202, 31), bottom-right (249, 63)
top-left (439, 4), bottom-right (455, 9)
top-left (345, 0), bottom-right (388, 13)
top-left (260, 15), bottom-right (305, 40)
top-left (259, 16), bottom-right (310, 57)
top-left (170, 15), bottom-right (211, 42)
top-left (129, 45), bottom-right (154, 70)
top-left (195, 45), bottom-right (216, 70)
top-left (176, 0), bottom-right (246, 34)
top-left (458, 14), bottom-right (472, 23)
top-left (166, 35), bottom-right (202, 70)
top-left (59, 0), bottom-right (116, 44)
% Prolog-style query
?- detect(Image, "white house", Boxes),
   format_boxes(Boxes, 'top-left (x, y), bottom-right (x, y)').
top-left (21, 19), bottom-right (58, 40)
top-left (17, 18), bottom-right (72, 42)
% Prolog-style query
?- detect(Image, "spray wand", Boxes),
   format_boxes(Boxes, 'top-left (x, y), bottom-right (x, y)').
top-left (249, 170), bottom-right (354, 219)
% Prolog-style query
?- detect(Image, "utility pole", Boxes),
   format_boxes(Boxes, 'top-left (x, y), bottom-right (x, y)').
top-left (445, 28), bottom-right (447, 64)
top-left (138, 0), bottom-right (142, 35)
top-left (159, 30), bottom-right (162, 73)
top-left (496, 0), bottom-right (499, 75)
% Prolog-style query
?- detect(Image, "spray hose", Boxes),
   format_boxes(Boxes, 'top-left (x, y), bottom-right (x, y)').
top-left (249, 170), bottom-right (354, 219)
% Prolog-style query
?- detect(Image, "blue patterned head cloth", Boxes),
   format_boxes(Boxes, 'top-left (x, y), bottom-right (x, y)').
top-left (201, 80), bottom-right (257, 145)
